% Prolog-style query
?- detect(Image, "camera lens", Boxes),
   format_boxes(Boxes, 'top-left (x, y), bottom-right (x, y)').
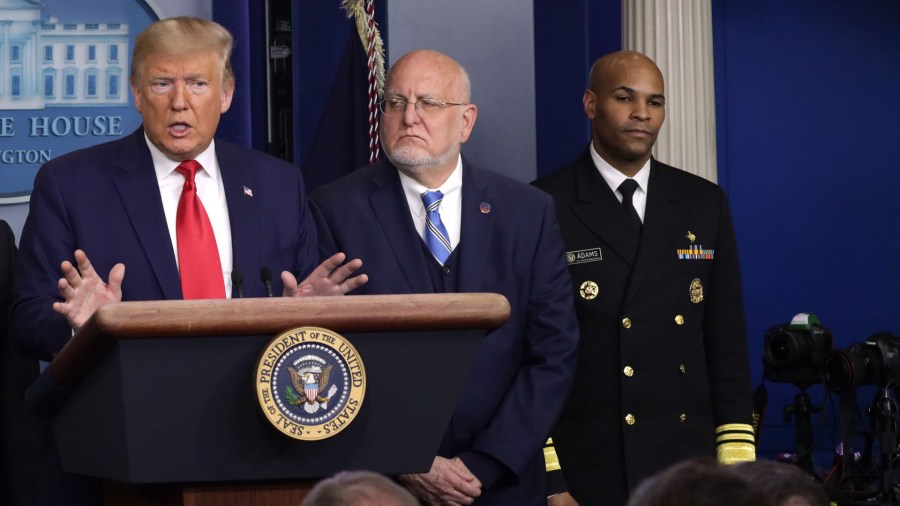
top-left (823, 347), bottom-right (880, 392)
top-left (765, 330), bottom-right (807, 365)
top-left (823, 352), bottom-right (854, 391)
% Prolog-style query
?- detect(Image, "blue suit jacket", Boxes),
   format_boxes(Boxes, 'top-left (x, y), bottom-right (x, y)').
top-left (10, 128), bottom-right (319, 361)
top-left (310, 159), bottom-right (579, 505)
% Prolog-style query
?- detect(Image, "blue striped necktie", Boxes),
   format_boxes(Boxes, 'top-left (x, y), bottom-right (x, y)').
top-left (422, 190), bottom-right (453, 265)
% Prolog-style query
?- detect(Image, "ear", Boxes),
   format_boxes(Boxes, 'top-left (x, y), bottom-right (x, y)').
top-left (458, 103), bottom-right (478, 143)
top-left (220, 79), bottom-right (235, 114)
top-left (583, 89), bottom-right (597, 120)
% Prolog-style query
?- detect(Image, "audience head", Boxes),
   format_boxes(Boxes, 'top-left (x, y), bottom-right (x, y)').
top-left (733, 460), bottom-right (830, 506)
top-left (301, 470), bottom-right (419, 506)
top-left (626, 457), bottom-right (774, 506)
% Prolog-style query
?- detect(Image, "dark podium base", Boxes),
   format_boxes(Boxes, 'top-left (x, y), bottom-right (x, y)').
top-left (56, 329), bottom-right (481, 483)
top-left (103, 479), bottom-right (316, 506)
top-left (35, 295), bottom-right (509, 501)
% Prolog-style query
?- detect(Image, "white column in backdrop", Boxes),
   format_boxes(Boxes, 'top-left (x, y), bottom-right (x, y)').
top-left (622, 0), bottom-right (718, 182)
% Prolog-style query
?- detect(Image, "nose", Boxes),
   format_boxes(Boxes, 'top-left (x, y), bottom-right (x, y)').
top-left (170, 82), bottom-right (188, 111)
top-left (401, 100), bottom-right (421, 126)
top-left (631, 101), bottom-right (650, 121)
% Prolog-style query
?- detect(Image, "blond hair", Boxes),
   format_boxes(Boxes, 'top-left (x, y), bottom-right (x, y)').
top-left (130, 16), bottom-right (234, 86)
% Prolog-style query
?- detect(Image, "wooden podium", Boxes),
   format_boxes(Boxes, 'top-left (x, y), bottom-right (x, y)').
top-left (28, 293), bottom-right (510, 506)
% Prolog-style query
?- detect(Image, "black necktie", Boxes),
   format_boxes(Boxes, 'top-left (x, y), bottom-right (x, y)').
top-left (618, 179), bottom-right (642, 232)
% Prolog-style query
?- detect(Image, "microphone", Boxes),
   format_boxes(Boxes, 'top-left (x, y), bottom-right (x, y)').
top-left (260, 267), bottom-right (273, 297)
top-left (231, 269), bottom-right (244, 298)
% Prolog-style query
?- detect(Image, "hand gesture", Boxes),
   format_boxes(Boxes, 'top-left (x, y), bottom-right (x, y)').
top-left (52, 249), bottom-right (125, 331)
top-left (282, 252), bottom-right (368, 297)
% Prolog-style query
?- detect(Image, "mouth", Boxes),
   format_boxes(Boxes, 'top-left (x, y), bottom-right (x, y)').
top-left (168, 122), bottom-right (192, 137)
top-left (398, 133), bottom-right (426, 143)
top-left (624, 128), bottom-right (652, 139)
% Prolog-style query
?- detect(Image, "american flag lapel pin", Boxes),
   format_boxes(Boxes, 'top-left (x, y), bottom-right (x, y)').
top-left (243, 186), bottom-right (254, 197)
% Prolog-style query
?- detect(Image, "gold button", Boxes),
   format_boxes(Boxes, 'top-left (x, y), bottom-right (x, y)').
top-left (679, 413), bottom-right (687, 423)
top-left (625, 414), bottom-right (636, 425)
top-left (675, 315), bottom-right (684, 325)
top-left (622, 317), bottom-right (632, 329)
top-left (623, 366), bottom-right (634, 377)
top-left (679, 364), bottom-right (686, 374)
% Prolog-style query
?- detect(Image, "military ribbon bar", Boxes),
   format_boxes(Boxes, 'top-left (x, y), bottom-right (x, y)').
top-left (677, 244), bottom-right (715, 260)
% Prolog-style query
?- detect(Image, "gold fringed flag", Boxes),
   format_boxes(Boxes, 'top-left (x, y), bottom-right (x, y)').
top-left (340, 0), bottom-right (385, 164)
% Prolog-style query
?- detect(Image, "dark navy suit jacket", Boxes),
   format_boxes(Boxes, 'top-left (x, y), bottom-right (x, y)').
top-left (10, 128), bottom-right (319, 361)
top-left (310, 159), bottom-right (579, 505)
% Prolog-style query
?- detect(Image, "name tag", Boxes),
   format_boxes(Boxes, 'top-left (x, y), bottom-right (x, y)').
top-left (566, 248), bottom-right (603, 265)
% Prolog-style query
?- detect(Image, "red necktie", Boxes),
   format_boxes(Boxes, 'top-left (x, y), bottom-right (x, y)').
top-left (175, 160), bottom-right (226, 299)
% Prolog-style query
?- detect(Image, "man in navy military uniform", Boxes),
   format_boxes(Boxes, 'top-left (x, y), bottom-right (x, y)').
top-left (533, 51), bottom-right (755, 506)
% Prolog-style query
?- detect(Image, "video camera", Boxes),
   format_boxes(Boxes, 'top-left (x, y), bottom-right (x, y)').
top-left (763, 313), bottom-right (834, 386)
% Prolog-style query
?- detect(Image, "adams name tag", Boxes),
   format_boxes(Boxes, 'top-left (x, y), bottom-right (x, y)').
top-left (566, 248), bottom-right (603, 265)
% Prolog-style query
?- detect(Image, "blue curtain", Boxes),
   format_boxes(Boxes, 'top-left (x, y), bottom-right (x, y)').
top-left (293, 0), bottom-right (387, 190)
top-left (212, 0), bottom-right (267, 151)
top-left (209, 0), bottom-right (387, 191)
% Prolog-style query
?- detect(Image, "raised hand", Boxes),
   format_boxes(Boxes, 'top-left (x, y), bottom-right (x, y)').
top-left (282, 252), bottom-right (368, 297)
top-left (52, 249), bottom-right (125, 331)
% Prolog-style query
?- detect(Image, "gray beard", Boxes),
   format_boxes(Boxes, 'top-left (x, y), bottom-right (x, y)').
top-left (385, 144), bottom-right (459, 176)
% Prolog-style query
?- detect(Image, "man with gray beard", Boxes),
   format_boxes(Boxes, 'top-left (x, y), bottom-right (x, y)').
top-left (309, 49), bottom-right (578, 505)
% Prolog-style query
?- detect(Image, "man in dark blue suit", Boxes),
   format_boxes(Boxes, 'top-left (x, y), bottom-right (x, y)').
top-left (310, 49), bottom-right (579, 505)
top-left (10, 17), bottom-right (365, 363)
top-left (11, 17), bottom-right (365, 506)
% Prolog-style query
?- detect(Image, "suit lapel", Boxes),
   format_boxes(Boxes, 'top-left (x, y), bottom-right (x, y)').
top-left (625, 161), bottom-right (687, 301)
top-left (368, 164), bottom-right (434, 293)
top-left (570, 151), bottom-right (640, 265)
top-left (112, 129), bottom-right (182, 299)
top-left (218, 142), bottom-right (259, 295)
top-left (457, 162), bottom-right (493, 293)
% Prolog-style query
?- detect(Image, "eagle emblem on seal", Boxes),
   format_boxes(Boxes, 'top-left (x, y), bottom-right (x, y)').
top-left (287, 364), bottom-right (339, 414)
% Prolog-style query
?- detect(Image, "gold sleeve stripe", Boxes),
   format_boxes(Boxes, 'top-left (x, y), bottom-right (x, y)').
top-left (716, 432), bottom-right (756, 444)
top-left (544, 438), bottom-right (561, 472)
top-left (716, 423), bottom-right (755, 435)
top-left (716, 423), bottom-right (756, 464)
top-left (717, 441), bottom-right (756, 464)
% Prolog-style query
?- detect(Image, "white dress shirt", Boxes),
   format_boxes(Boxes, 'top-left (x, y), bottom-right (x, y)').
top-left (590, 142), bottom-right (651, 223)
top-left (147, 136), bottom-right (234, 297)
top-left (397, 155), bottom-right (463, 251)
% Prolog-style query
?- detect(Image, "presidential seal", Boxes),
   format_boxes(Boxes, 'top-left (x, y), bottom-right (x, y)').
top-left (255, 327), bottom-right (366, 441)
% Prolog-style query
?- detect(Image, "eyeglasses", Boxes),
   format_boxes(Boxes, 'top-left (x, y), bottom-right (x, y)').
top-left (378, 97), bottom-right (466, 116)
